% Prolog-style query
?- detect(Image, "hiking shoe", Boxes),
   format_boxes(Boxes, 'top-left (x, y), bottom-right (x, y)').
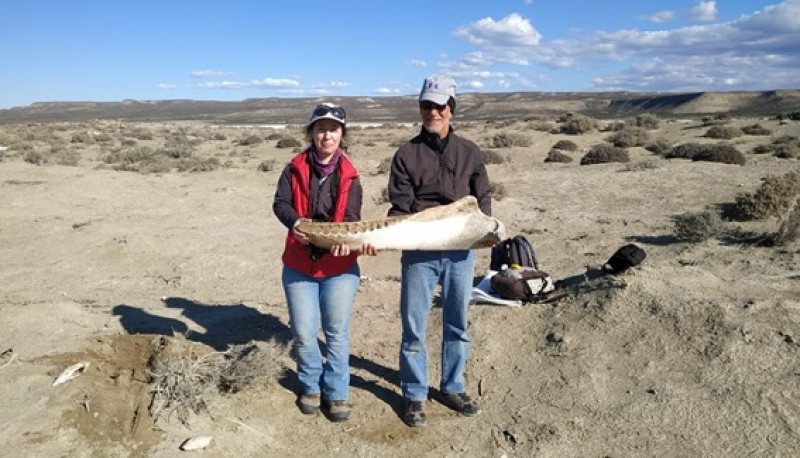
top-left (297, 393), bottom-right (320, 415)
top-left (403, 399), bottom-right (427, 427)
top-left (441, 392), bottom-right (482, 416)
top-left (324, 400), bottom-right (351, 422)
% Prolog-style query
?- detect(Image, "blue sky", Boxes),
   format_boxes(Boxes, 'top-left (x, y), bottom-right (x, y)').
top-left (1, 0), bottom-right (798, 109)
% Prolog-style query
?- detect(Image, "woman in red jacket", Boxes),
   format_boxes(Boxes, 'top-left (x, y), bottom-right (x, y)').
top-left (273, 103), bottom-right (376, 422)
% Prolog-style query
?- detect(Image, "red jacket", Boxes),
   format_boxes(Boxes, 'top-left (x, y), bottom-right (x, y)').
top-left (281, 150), bottom-right (359, 277)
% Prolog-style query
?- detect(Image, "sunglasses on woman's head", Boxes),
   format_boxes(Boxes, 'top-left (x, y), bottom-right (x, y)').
top-left (419, 101), bottom-right (447, 111)
top-left (313, 105), bottom-right (346, 122)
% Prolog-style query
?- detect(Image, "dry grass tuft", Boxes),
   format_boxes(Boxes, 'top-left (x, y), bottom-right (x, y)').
top-left (482, 149), bottom-right (507, 164)
top-left (544, 149), bottom-right (573, 163)
top-left (148, 336), bottom-right (286, 421)
top-left (732, 171), bottom-right (800, 221)
top-left (764, 197), bottom-right (800, 246)
top-left (490, 181), bottom-right (507, 200)
top-left (580, 143), bottom-right (630, 165)
top-left (672, 209), bottom-right (728, 242)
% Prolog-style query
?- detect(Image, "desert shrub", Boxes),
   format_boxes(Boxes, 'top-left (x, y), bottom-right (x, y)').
top-left (635, 113), bottom-right (660, 130)
top-left (701, 114), bottom-right (731, 126)
top-left (487, 132), bottom-right (531, 148)
top-left (160, 145), bottom-right (194, 159)
top-left (134, 131), bottom-right (154, 141)
top-left (580, 143), bottom-right (630, 165)
top-left (238, 134), bottom-right (263, 146)
top-left (176, 157), bottom-right (220, 172)
top-left (607, 127), bottom-right (651, 148)
top-left (665, 143), bottom-right (704, 159)
top-left (71, 132), bottom-right (95, 144)
top-left (482, 149), bottom-right (506, 164)
top-left (23, 150), bottom-right (45, 165)
top-left (490, 181), bottom-right (507, 200)
top-left (776, 111), bottom-right (800, 121)
top-left (544, 149), bottom-right (573, 163)
top-left (705, 125), bottom-right (743, 139)
top-left (732, 171), bottom-right (800, 221)
top-left (211, 132), bottom-right (227, 141)
top-left (559, 114), bottom-right (597, 135)
top-left (552, 139), bottom-right (578, 151)
top-left (94, 133), bottom-right (114, 143)
top-left (692, 144), bottom-right (746, 166)
top-left (530, 121), bottom-right (553, 132)
top-left (764, 197), bottom-right (800, 246)
top-left (645, 139), bottom-right (673, 156)
top-left (257, 159), bottom-right (277, 172)
top-left (752, 144), bottom-right (773, 154)
top-left (741, 124), bottom-right (772, 135)
top-left (52, 146), bottom-right (80, 166)
top-left (121, 138), bottom-right (138, 147)
top-left (672, 209), bottom-right (728, 242)
top-left (376, 157), bottom-right (392, 174)
top-left (276, 137), bottom-right (302, 149)
top-left (773, 144), bottom-right (800, 159)
top-left (603, 121), bottom-right (627, 132)
top-left (622, 160), bottom-right (659, 171)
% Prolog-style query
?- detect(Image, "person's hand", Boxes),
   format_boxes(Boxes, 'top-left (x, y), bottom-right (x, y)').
top-left (358, 244), bottom-right (379, 256)
top-left (292, 218), bottom-right (311, 245)
top-left (330, 244), bottom-right (351, 257)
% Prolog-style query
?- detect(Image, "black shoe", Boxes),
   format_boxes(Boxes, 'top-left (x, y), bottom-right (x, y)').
top-left (403, 399), bottom-right (427, 427)
top-left (324, 400), bottom-right (351, 422)
top-left (297, 393), bottom-right (320, 415)
top-left (441, 392), bottom-right (482, 416)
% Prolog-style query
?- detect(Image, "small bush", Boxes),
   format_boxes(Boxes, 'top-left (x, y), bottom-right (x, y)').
top-left (482, 149), bottom-right (506, 164)
top-left (776, 111), bottom-right (800, 121)
top-left (705, 125), bottom-right (743, 139)
top-left (645, 139), bottom-right (673, 156)
top-left (635, 113), bottom-right (660, 130)
top-left (238, 135), bottom-right (263, 146)
top-left (580, 144), bottom-right (629, 165)
top-left (71, 132), bottom-right (95, 144)
top-left (376, 157), bottom-right (392, 174)
top-left (764, 197), bottom-right (800, 246)
top-left (552, 139), bottom-right (578, 151)
top-left (607, 127), bottom-right (651, 148)
top-left (692, 144), bottom-right (746, 166)
top-left (212, 133), bottom-right (227, 141)
top-left (732, 171), bottom-right (800, 221)
top-left (176, 157), bottom-right (220, 172)
top-left (741, 124), bottom-right (772, 135)
top-left (276, 137), bottom-right (302, 149)
top-left (544, 149), bottom-right (573, 163)
top-left (23, 150), bottom-right (45, 165)
top-left (490, 181), bottom-right (507, 200)
top-left (665, 143), bottom-right (704, 160)
top-left (257, 159), bottom-right (277, 172)
top-left (672, 209), bottom-right (727, 242)
top-left (560, 114), bottom-right (597, 135)
top-left (487, 132), bottom-right (531, 148)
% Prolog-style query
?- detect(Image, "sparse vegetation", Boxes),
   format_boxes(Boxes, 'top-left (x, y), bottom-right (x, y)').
top-left (559, 113), bottom-right (597, 135)
top-left (672, 209), bottom-right (728, 242)
top-left (607, 127), bottom-right (651, 148)
top-left (552, 139), bottom-right (578, 151)
top-left (741, 124), bottom-right (772, 135)
top-left (763, 197), bottom-right (800, 246)
top-left (276, 137), bottom-right (302, 149)
top-left (732, 171), bottom-right (800, 221)
top-left (665, 142), bottom-right (746, 165)
top-left (490, 181), bottom-right (507, 200)
top-left (705, 125), bottom-right (743, 139)
top-left (580, 143), bottom-right (630, 165)
top-left (487, 132), bottom-right (531, 148)
top-left (645, 139), bottom-right (673, 156)
top-left (482, 149), bottom-right (506, 164)
top-left (635, 113), bottom-right (660, 130)
top-left (238, 134), bottom-right (263, 146)
top-left (544, 149), bottom-right (573, 163)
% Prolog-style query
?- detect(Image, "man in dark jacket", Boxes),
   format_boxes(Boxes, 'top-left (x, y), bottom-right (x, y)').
top-left (388, 73), bottom-right (492, 427)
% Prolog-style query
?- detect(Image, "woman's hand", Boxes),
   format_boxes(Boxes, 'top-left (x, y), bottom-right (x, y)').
top-left (292, 218), bottom-right (311, 245)
top-left (330, 243), bottom-right (379, 257)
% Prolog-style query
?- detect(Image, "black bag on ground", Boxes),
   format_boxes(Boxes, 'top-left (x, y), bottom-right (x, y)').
top-left (490, 268), bottom-right (555, 303)
top-left (604, 244), bottom-right (646, 274)
top-left (490, 235), bottom-right (538, 271)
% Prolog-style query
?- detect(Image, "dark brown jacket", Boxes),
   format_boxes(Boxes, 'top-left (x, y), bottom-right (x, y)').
top-left (388, 127), bottom-right (491, 216)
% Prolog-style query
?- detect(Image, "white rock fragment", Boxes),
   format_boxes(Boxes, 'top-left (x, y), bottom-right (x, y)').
top-left (179, 435), bottom-right (213, 451)
top-left (52, 362), bottom-right (90, 386)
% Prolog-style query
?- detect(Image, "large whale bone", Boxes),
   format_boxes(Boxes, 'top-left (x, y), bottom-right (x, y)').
top-left (296, 195), bottom-right (505, 251)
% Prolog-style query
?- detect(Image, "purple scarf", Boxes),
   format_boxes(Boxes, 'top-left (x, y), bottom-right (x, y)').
top-left (309, 146), bottom-right (343, 178)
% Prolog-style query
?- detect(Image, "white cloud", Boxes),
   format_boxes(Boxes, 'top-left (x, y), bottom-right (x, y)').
top-left (312, 81), bottom-right (349, 89)
top-left (690, 1), bottom-right (717, 21)
top-left (157, 83), bottom-right (176, 89)
top-left (197, 78), bottom-right (300, 90)
top-left (464, 80), bottom-right (485, 89)
top-left (375, 87), bottom-right (399, 94)
top-left (453, 13), bottom-right (542, 47)
top-left (406, 59), bottom-right (427, 67)
top-left (647, 10), bottom-right (675, 23)
top-left (191, 69), bottom-right (234, 78)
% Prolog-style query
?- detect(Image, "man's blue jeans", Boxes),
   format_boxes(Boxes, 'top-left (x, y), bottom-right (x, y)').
top-left (282, 264), bottom-right (360, 401)
top-left (399, 249), bottom-right (476, 401)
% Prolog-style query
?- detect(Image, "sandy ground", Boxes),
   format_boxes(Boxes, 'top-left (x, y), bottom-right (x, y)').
top-left (0, 115), bottom-right (799, 457)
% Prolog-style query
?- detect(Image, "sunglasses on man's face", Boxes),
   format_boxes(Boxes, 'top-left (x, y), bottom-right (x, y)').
top-left (419, 101), bottom-right (447, 112)
top-left (313, 105), bottom-right (346, 122)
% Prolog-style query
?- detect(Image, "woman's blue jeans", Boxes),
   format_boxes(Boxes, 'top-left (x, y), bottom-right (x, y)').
top-left (282, 264), bottom-right (360, 401)
top-left (399, 249), bottom-right (476, 401)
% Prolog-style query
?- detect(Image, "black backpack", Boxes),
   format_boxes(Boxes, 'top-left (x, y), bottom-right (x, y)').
top-left (490, 235), bottom-right (538, 271)
top-left (603, 244), bottom-right (646, 274)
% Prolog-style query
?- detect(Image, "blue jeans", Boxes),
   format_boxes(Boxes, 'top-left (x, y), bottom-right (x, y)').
top-left (282, 264), bottom-right (360, 401)
top-left (399, 250), bottom-right (476, 401)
